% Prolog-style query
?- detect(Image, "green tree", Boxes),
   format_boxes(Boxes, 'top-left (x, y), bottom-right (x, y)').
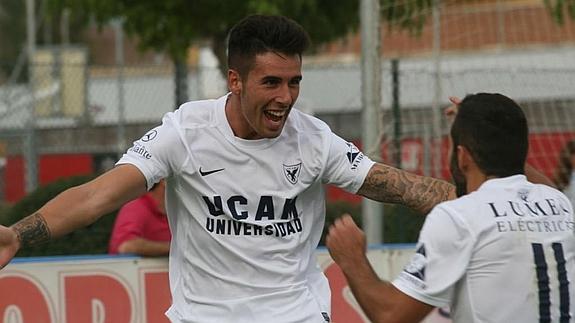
top-left (44, 0), bottom-right (448, 106)
top-left (544, 0), bottom-right (575, 24)
top-left (45, 0), bottom-right (362, 106)
top-left (0, 0), bottom-right (93, 83)
top-left (6, 0), bottom-right (573, 104)
top-left (0, 0), bottom-right (26, 83)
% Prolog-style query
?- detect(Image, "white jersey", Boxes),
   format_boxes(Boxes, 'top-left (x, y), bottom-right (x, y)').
top-left (117, 94), bottom-right (374, 323)
top-left (564, 172), bottom-right (575, 206)
top-left (393, 175), bottom-right (575, 323)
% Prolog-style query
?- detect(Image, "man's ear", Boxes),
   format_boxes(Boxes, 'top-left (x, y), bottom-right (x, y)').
top-left (228, 69), bottom-right (242, 95)
top-left (457, 145), bottom-right (474, 172)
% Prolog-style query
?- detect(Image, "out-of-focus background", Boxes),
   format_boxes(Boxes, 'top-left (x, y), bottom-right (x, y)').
top-left (0, 0), bottom-right (574, 248)
top-left (1, 1), bottom-right (574, 322)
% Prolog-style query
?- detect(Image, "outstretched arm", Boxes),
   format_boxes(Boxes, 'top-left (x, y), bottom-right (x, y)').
top-left (0, 164), bottom-right (147, 268)
top-left (327, 215), bottom-right (434, 323)
top-left (357, 163), bottom-right (456, 215)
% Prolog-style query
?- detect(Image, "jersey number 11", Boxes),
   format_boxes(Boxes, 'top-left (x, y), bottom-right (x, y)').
top-left (531, 242), bottom-right (571, 323)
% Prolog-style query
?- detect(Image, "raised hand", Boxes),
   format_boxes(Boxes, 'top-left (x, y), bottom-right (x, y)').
top-left (0, 225), bottom-right (20, 269)
top-left (326, 214), bottom-right (367, 271)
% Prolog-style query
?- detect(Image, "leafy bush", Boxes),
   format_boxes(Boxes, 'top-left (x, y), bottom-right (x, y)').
top-left (320, 200), bottom-right (363, 246)
top-left (1, 175), bottom-right (119, 257)
top-left (382, 204), bottom-right (425, 243)
top-left (0, 201), bottom-right (11, 223)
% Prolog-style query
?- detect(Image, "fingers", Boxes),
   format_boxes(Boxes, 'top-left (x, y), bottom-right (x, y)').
top-left (326, 214), bottom-right (369, 270)
top-left (449, 96), bottom-right (461, 105)
top-left (334, 213), bottom-right (355, 227)
top-left (326, 215), bottom-right (344, 247)
top-left (445, 96), bottom-right (461, 125)
top-left (328, 214), bottom-right (357, 237)
top-left (326, 214), bottom-right (363, 247)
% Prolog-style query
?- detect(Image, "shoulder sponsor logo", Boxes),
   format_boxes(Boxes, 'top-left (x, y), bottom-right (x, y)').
top-left (199, 167), bottom-right (225, 176)
top-left (345, 142), bottom-right (364, 170)
top-left (404, 244), bottom-right (426, 282)
top-left (129, 143), bottom-right (152, 159)
top-left (283, 163), bottom-right (302, 185)
top-left (141, 129), bottom-right (158, 142)
top-left (346, 142), bottom-right (359, 163)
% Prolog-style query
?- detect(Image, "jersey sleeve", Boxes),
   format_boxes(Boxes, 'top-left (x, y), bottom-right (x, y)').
top-left (392, 204), bottom-right (475, 307)
top-left (116, 111), bottom-right (189, 190)
top-left (322, 132), bottom-right (375, 193)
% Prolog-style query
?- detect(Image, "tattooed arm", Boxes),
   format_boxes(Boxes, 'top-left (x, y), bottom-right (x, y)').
top-left (357, 163), bottom-right (456, 215)
top-left (11, 213), bottom-right (51, 247)
top-left (0, 164), bottom-right (147, 268)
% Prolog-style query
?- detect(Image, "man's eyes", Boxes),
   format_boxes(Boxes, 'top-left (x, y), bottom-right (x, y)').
top-left (290, 79), bottom-right (302, 86)
top-left (261, 78), bottom-right (301, 86)
top-left (263, 79), bottom-right (280, 85)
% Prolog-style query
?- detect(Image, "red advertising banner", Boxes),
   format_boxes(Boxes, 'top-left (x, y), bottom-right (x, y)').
top-left (0, 248), bottom-right (450, 323)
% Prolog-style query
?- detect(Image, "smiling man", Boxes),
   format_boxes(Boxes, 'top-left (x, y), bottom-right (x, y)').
top-left (0, 15), bottom-right (456, 323)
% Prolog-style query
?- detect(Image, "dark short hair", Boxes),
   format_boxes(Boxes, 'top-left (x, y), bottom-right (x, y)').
top-left (451, 93), bottom-right (528, 177)
top-left (227, 15), bottom-right (311, 78)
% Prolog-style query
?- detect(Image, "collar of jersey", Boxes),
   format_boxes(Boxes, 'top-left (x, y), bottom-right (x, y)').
top-left (216, 93), bottom-right (281, 150)
top-left (477, 174), bottom-right (528, 191)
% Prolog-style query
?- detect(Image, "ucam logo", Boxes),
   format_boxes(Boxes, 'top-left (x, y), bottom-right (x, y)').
top-left (283, 163), bottom-right (302, 185)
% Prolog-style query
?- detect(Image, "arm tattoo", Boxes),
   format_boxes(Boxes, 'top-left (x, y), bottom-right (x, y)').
top-left (11, 213), bottom-right (51, 247)
top-left (358, 164), bottom-right (456, 215)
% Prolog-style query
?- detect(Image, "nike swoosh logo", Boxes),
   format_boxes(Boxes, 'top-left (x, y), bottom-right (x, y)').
top-left (199, 167), bottom-right (225, 176)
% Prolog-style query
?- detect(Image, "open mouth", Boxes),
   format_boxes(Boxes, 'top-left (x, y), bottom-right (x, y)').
top-left (264, 110), bottom-right (286, 123)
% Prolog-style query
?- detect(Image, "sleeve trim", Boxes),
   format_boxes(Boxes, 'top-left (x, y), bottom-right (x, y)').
top-left (392, 279), bottom-right (449, 308)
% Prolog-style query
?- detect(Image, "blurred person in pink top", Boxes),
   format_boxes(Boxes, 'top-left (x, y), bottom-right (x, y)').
top-left (109, 179), bottom-right (170, 256)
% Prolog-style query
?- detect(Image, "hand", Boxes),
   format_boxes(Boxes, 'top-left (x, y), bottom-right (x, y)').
top-left (0, 225), bottom-right (20, 269)
top-left (118, 238), bottom-right (170, 257)
top-left (326, 214), bottom-right (367, 271)
top-left (444, 96), bottom-right (461, 125)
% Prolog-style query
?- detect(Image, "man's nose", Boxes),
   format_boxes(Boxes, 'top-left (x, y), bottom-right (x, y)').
top-left (275, 84), bottom-right (293, 106)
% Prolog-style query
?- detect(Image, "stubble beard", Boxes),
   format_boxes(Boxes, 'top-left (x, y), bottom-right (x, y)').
top-left (450, 152), bottom-right (467, 198)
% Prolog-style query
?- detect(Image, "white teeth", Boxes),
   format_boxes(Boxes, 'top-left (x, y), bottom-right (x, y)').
top-left (266, 110), bottom-right (285, 117)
